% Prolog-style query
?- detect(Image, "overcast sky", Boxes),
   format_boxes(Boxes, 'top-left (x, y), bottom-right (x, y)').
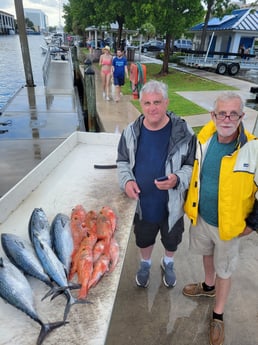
top-left (1, 0), bottom-right (68, 27)
top-left (0, 0), bottom-right (255, 27)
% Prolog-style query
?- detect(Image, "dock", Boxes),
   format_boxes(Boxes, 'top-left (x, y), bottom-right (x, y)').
top-left (0, 48), bottom-right (85, 197)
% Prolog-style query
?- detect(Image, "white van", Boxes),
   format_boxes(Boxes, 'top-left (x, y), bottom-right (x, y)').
top-left (173, 39), bottom-right (193, 51)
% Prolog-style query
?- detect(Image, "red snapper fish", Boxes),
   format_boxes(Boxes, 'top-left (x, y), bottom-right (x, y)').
top-left (69, 231), bottom-right (97, 299)
top-left (99, 206), bottom-right (117, 233)
top-left (88, 254), bottom-right (110, 289)
top-left (96, 214), bottom-right (113, 257)
top-left (109, 236), bottom-right (119, 273)
top-left (84, 210), bottom-right (97, 235)
top-left (93, 239), bottom-right (105, 263)
top-left (70, 205), bottom-right (88, 259)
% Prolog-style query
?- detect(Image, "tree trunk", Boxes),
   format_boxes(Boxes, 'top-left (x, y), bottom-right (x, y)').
top-left (160, 33), bottom-right (171, 75)
top-left (116, 16), bottom-right (124, 50)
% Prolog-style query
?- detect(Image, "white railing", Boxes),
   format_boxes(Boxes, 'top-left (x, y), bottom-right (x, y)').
top-left (42, 48), bottom-right (51, 86)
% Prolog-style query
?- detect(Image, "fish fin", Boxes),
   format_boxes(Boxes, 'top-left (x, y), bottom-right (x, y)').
top-left (36, 321), bottom-right (68, 345)
top-left (41, 287), bottom-right (62, 301)
top-left (63, 294), bottom-right (92, 321)
top-left (68, 282), bottom-right (81, 290)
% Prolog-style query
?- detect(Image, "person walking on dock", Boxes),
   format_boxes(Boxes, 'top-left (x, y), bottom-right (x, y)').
top-left (99, 46), bottom-right (113, 101)
top-left (183, 91), bottom-right (258, 345)
top-left (112, 48), bottom-right (129, 102)
top-left (116, 80), bottom-right (196, 288)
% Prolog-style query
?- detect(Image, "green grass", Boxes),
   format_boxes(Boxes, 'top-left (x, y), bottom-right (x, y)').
top-left (128, 63), bottom-right (237, 117)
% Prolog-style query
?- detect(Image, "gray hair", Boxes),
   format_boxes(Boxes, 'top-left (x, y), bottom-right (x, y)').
top-left (139, 80), bottom-right (168, 101)
top-left (213, 91), bottom-right (244, 113)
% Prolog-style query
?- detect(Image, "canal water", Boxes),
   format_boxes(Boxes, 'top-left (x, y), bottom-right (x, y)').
top-left (0, 34), bottom-right (46, 111)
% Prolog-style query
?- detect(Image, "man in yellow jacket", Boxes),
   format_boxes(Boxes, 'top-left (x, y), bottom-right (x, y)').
top-left (183, 91), bottom-right (258, 345)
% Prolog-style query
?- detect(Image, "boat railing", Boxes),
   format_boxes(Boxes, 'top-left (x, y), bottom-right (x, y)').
top-left (42, 48), bottom-right (52, 86)
top-left (67, 49), bottom-right (73, 82)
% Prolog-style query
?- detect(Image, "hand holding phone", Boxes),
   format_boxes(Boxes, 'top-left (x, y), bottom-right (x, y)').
top-left (156, 176), bottom-right (168, 182)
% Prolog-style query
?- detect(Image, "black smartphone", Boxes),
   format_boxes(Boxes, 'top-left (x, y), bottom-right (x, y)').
top-left (156, 176), bottom-right (168, 181)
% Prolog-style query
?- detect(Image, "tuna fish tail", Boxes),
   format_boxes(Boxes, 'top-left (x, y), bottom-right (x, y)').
top-left (63, 291), bottom-right (92, 321)
top-left (42, 282), bottom-right (81, 301)
top-left (37, 320), bottom-right (68, 345)
top-left (41, 286), bottom-right (59, 301)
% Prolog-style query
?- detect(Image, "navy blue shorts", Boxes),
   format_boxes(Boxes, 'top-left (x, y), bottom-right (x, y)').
top-left (133, 214), bottom-right (184, 252)
top-left (113, 75), bottom-right (125, 86)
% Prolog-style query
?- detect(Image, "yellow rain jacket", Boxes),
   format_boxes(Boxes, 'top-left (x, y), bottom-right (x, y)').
top-left (184, 120), bottom-right (257, 240)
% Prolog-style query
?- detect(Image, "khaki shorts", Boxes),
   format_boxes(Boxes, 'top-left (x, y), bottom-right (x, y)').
top-left (189, 215), bottom-right (240, 279)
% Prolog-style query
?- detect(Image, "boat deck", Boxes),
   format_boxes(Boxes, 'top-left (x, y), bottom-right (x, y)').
top-left (0, 132), bottom-right (137, 345)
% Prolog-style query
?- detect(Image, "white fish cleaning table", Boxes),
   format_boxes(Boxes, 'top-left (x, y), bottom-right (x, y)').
top-left (0, 131), bottom-right (137, 345)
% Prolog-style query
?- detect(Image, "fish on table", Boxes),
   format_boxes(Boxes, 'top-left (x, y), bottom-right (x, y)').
top-left (88, 254), bottom-right (110, 289)
top-left (50, 213), bottom-right (74, 276)
top-left (70, 205), bottom-right (88, 258)
top-left (0, 257), bottom-right (66, 345)
top-left (1, 233), bottom-right (53, 288)
top-left (69, 205), bottom-right (120, 295)
top-left (99, 206), bottom-right (117, 233)
top-left (109, 236), bottom-right (120, 273)
top-left (71, 231), bottom-right (98, 299)
top-left (29, 208), bottom-right (51, 248)
top-left (32, 231), bottom-right (89, 321)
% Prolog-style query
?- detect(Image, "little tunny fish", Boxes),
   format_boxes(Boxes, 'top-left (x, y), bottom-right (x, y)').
top-left (32, 232), bottom-right (89, 321)
top-left (50, 213), bottom-right (73, 276)
top-left (1, 233), bottom-right (53, 287)
top-left (29, 208), bottom-right (51, 247)
top-left (0, 257), bottom-right (66, 345)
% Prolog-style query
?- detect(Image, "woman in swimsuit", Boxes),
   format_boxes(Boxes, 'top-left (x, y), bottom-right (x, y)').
top-left (99, 46), bottom-right (113, 101)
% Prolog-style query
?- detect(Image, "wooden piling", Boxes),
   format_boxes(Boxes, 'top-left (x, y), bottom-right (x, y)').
top-left (71, 46), bottom-right (80, 85)
top-left (84, 66), bottom-right (97, 132)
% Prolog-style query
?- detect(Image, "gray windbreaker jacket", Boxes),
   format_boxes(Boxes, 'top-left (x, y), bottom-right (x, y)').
top-left (116, 112), bottom-right (196, 231)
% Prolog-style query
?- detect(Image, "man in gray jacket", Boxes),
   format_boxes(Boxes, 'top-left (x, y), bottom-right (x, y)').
top-left (116, 80), bottom-right (196, 288)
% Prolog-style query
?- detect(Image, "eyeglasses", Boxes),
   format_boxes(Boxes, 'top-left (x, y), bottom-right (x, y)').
top-left (213, 111), bottom-right (243, 121)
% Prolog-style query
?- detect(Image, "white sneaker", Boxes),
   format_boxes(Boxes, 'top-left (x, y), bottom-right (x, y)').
top-left (106, 96), bottom-right (110, 101)
top-left (103, 92), bottom-right (106, 99)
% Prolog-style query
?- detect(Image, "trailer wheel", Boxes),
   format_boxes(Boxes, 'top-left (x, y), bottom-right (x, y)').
top-left (228, 63), bottom-right (240, 76)
top-left (216, 63), bottom-right (227, 75)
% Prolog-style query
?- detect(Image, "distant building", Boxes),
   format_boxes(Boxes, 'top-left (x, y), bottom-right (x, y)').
top-left (190, 7), bottom-right (258, 54)
top-left (24, 8), bottom-right (48, 32)
top-left (0, 10), bottom-right (15, 34)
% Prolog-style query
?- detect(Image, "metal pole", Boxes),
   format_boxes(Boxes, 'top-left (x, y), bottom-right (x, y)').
top-left (14, 0), bottom-right (35, 87)
top-left (204, 31), bottom-right (214, 63)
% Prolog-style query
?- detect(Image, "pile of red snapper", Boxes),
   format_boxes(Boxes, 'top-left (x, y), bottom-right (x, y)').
top-left (68, 204), bottom-right (119, 299)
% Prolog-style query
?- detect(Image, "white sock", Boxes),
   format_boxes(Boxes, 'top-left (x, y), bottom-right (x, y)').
top-left (164, 255), bottom-right (174, 265)
top-left (141, 259), bottom-right (151, 266)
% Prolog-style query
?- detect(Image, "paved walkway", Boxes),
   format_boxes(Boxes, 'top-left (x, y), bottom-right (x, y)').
top-left (94, 67), bottom-right (140, 134)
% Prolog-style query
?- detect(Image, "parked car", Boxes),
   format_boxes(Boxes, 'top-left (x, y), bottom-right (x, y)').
top-left (104, 37), bottom-right (114, 48)
top-left (173, 39), bottom-right (193, 51)
top-left (141, 40), bottom-right (165, 53)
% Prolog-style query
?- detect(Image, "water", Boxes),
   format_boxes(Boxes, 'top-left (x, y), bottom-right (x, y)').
top-left (0, 35), bottom-right (46, 111)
